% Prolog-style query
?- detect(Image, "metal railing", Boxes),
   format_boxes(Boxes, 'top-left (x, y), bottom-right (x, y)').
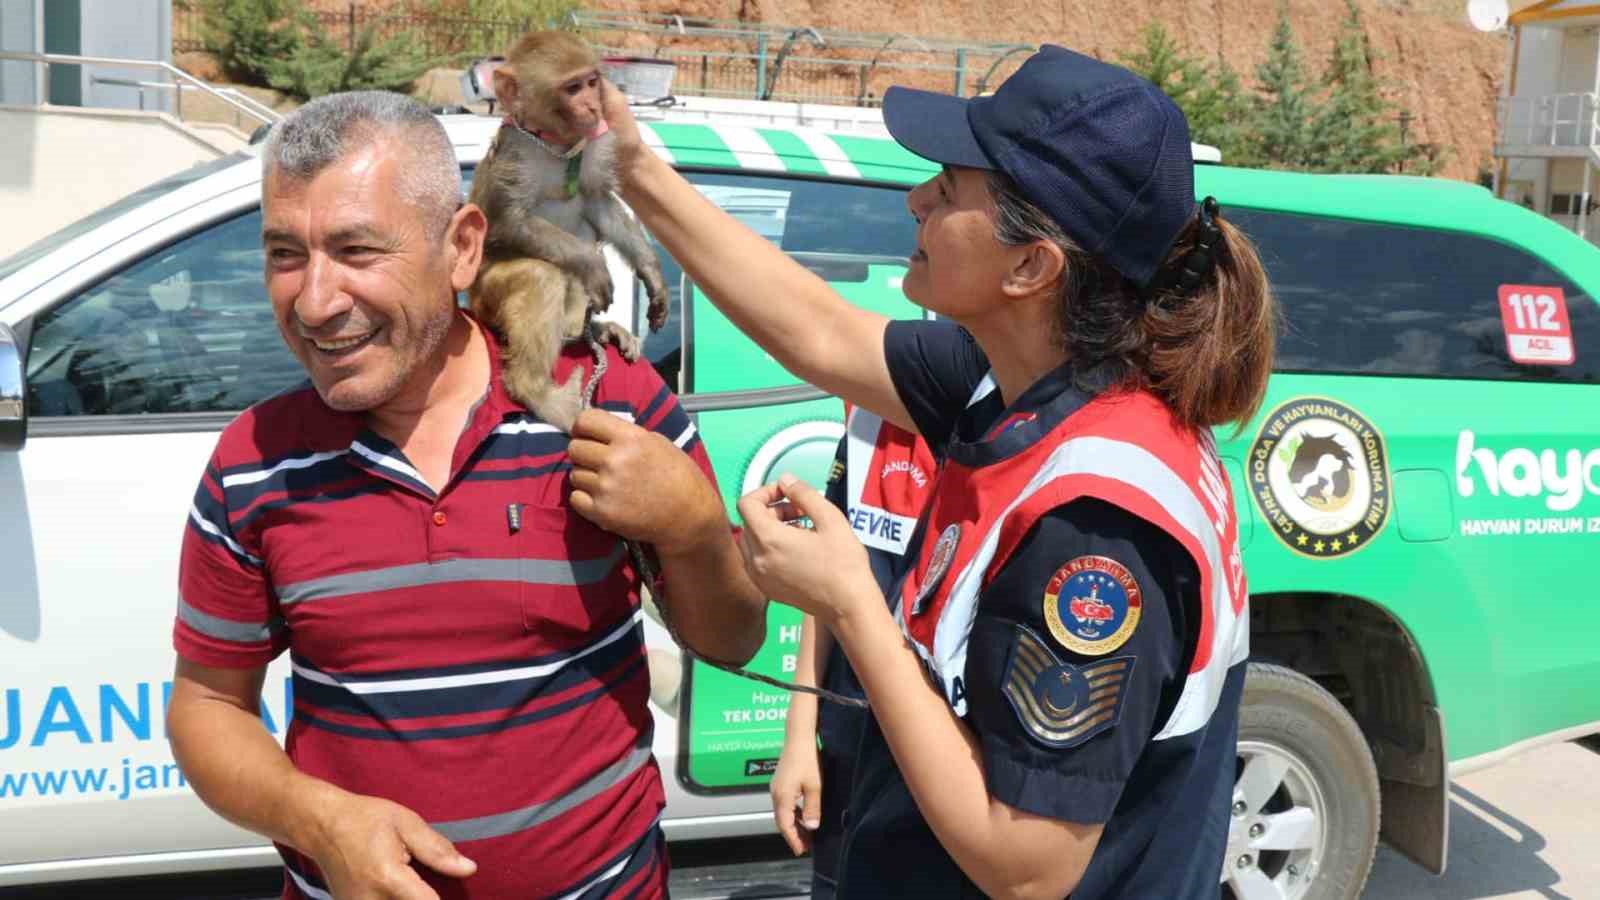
top-left (1495, 92), bottom-right (1600, 149)
top-left (569, 10), bottom-right (1035, 106)
top-left (0, 50), bottom-right (280, 131)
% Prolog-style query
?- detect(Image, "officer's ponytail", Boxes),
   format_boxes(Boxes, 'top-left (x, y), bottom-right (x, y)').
top-left (986, 172), bottom-right (1278, 432)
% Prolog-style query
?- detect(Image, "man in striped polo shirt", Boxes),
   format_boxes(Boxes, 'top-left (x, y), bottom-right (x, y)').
top-left (165, 91), bottom-right (767, 900)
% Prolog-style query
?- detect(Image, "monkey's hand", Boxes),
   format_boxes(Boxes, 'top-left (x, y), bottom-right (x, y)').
top-left (642, 267), bottom-right (669, 332)
top-left (590, 320), bottom-right (643, 363)
top-left (578, 252), bottom-right (614, 312)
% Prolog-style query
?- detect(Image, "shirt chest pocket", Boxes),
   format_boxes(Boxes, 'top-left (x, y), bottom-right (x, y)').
top-left (507, 501), bottom-right (634, 640)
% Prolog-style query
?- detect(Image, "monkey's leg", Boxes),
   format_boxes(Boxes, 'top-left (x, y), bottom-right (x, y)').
top-left (483, 211), bottom-right (614, 313)
top-left (586, 195), bottom-right (670, 332)
top-left (471, 258), bottom-right (585, 431)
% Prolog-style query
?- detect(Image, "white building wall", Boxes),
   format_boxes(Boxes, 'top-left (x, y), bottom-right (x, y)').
top-left (0, 0), bottom-right (41, 106)
top-left (0, 106), bottom-right (229, 259)
top-left (76, 0), bottom-right (173, 113)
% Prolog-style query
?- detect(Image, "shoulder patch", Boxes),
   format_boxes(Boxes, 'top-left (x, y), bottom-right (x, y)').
top-left (1043, 555), bottom-right (1142, 656)
top-left (1002, 624), bottom-right (1135, 749)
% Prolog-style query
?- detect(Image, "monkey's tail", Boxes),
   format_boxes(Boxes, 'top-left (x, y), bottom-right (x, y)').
top-left (580, 334), bottom-right (869, 710)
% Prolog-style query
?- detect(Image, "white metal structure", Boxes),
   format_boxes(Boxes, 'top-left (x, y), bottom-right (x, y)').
top-left (1492, 1), bottom-right (1600, 242)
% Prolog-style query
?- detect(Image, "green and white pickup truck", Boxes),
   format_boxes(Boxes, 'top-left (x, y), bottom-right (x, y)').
top-left (1, 100), bottom-right (1597, 899)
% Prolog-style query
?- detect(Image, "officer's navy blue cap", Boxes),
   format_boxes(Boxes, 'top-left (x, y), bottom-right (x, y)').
top-left (883, 45), bottom-right (1195, 286)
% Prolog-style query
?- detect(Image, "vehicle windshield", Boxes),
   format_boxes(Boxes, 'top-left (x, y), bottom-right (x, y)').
top-left (0, 153), bottom-right (251, 284)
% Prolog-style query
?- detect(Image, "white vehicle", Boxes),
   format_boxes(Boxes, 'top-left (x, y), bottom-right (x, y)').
top-left (0, 102), bottom-right (933, 887)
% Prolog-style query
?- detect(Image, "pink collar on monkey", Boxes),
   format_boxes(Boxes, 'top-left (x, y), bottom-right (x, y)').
top-left (503, 116), bottom-right (610, 159)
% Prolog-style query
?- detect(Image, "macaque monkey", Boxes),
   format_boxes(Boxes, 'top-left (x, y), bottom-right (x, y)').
top-left (468, 31), bottom-right (670, 431)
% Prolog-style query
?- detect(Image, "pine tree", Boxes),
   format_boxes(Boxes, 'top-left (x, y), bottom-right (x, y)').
top-left (1307, 0), bottom-right (1433, 174)
top-left (266, 14), bottom-right (436, 101)
top-left (1250, 5), bottom-right (1320, 170)
top-left (1119, 24), bottom-right (1255, 166)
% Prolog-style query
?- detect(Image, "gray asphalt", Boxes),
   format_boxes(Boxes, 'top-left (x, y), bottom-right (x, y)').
top-left (8, 738), bottom-right (1598, 900)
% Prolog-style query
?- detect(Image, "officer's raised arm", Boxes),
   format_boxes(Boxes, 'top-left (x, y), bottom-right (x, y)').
top-left (600, 81), bottom-right (916, 435)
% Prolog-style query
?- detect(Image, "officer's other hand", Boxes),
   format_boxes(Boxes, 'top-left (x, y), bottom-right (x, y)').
top-left (770, 735), bottom-right (823, 856)
top-left (736, 474), bottom-right (872, 627)
top-left (568, 408), bottom-right (723, 555)
top-left (312, 791), bottom-right (475, 899)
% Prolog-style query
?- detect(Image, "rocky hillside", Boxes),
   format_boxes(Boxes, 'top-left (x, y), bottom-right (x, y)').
top-left (588, 0), bottom-right (1504, 182)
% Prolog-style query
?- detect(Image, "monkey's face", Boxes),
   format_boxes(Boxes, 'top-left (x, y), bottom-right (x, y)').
top-left (536, 65), bottom-right (604, 147)
top-left (262, 145), bottom-right (459, 414)
top-left (902, 166), bottom-right (1016, 321)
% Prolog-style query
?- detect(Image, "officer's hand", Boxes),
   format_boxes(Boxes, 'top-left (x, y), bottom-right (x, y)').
top-left (736, 474), bottom-right (874, 627)
top-left (770, 733), bottom-right (823, 857)
top-left (310, 791), bottom-right (475, 899)
top-left (568, 408), bottom-right (724, 555)
top-left (599, 78), bottom-right (651, 185)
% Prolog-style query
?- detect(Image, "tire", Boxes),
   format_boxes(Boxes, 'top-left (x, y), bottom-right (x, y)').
top-left (1223, 663), bottom-right (1380, 900)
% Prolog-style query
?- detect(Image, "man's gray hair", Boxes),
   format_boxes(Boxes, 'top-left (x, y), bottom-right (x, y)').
top-left (262, 90), bottom-right (461, 237)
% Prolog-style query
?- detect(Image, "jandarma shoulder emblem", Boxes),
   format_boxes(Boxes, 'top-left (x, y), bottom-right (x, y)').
top-left (1042, 555), bottom-right (1142, 656)
top-left (1246, 396), bottom-right (1391, 558)
top-left (1003, 624), bottom-right (1135, 749)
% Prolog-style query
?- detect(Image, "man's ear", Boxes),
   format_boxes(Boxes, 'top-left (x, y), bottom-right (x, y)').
top-left (447, 203), bottom-right (488, 293)
top-left (1001, 239), bottom-right (1066, 299)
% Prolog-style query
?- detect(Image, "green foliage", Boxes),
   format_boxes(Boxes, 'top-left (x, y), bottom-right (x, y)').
top-left (1119, 24), bottom-right (1256, 167)
top-left (198, 0), bottom-right (305, 85)
top-left (266, 15), bottom-right (438, 102)
top-left (1307, 0), bottom-right (1441, 174)
top-left (1251, 6), bottom-right (1321, 170)
top-left (1120, 3), bottom-right (1445, 176)
top-left (417, 0), bottom-right (578, 23)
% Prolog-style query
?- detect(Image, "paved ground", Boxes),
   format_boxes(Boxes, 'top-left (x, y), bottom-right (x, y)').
top-left (1363, 737), bottom-right (1600, 900)
top-left (9, 738), bottom-right (1598, 900)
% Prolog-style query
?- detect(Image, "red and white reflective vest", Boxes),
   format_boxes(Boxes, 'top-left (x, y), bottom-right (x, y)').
top-left (897, 388), bottom-right (1249, 740)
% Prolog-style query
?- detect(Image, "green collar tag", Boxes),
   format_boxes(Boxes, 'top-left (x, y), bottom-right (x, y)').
top-left (565, 156), bottom-right (581, 199)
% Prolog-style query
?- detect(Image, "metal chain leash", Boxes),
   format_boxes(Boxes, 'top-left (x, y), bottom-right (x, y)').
top-left (581, 331), bottom-right (869, 709)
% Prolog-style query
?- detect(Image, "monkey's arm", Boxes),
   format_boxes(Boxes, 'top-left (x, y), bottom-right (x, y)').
top-left (585, 194), bottom-right (657, 279)
top-left (586, 194), bottom-right (669, 329)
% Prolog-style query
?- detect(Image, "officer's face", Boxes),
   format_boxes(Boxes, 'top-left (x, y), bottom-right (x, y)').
top-left (903, 166), bottom-right (1014, 321)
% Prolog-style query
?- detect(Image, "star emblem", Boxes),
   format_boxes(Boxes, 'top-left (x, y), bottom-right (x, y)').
top-left (1347, 532), bottom-right (1360, 545)
top-left (1296, 533), bottom-right (1309, 546)
top-left (1313, 540), bottom-right (1326, 553)
top-left (1331, 539), bottom-right (1343, 551)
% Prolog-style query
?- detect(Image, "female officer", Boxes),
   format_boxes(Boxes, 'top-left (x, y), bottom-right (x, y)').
top-left (606, 44), bottom-right (1276, 899)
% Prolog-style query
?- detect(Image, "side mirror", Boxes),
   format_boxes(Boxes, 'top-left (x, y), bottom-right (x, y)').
top-left (0, 322), bottom-right (25, 452)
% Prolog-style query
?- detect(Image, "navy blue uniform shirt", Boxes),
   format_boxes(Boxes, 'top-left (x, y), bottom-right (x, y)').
top-left (825, 320), bottom-right (1242, 900)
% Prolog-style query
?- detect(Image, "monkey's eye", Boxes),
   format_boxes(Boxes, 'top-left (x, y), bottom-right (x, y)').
top-left (564, 83), bottom-right (584, 96)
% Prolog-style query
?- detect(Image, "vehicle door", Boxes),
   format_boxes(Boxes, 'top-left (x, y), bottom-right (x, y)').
top-left (1216, 206), bottom-right (1600, 764)
top-left (0, 193), bottom-right (303, 876)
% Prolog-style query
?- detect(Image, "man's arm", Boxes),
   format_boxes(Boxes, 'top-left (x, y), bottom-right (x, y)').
top-left (168, 660), bottom-right (477, 900)
top-left (601, 81), bottom-right (915, 433)
top-left (568, 408), bottom-right (767, 665)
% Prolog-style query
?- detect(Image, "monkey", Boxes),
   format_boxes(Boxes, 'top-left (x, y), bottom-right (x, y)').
top-left (468, 30), bottom-right (670, 431)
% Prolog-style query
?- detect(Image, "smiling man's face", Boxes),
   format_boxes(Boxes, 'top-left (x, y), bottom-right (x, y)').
top-left (261, 137), bottom-right (457, 413)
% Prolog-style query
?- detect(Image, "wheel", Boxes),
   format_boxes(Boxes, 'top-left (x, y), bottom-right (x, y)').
top-left (1223, 663), bottom-right (1379, 900)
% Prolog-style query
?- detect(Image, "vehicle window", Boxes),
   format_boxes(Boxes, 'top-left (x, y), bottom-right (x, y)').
top-left (669, 172), bottom-right (918, 394)
top-left (1232, 209), bottom-right (1600, 384)
top-left (25, 211), bottom-right (305, 417)
top-left (0, 154), bottom-right (249, 283)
